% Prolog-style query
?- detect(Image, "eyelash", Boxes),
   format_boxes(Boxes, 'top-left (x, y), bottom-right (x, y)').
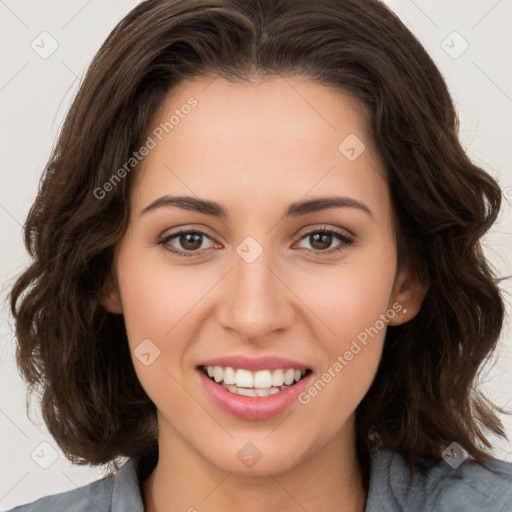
top-left (156, 225), bottom-right (354, 258)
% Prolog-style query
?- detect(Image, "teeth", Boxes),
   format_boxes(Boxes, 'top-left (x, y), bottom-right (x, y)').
top-left (253, 370), bottom-right (272, 388)
top-left (235, 369), bottom-right (253, 388)
top-left (213, 366), bottom-right (223, 383)
top-left (271, 369), bottom-right (284, 387)
top-left (237, 387), bottom-right (255, 397)
top-left (203, 365), bottom-right (307, 390)
top-left (220, 382), bottom-right (291, 397)
top-left (223, 366), bottom-right (236, 385)
top-left (284, 369), bottom-right (295, 385)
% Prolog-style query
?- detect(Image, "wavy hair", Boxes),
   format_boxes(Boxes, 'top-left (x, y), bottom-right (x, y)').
top-left (9, 0), bottom-right (507, 470)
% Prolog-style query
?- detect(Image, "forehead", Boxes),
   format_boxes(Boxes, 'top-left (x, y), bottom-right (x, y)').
top-left (132, 76), bottom-right (390, 221)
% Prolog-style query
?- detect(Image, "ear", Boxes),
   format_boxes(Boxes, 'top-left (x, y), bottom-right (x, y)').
top-left (99, 271), bottom-right (123, 314)
top-left (387, 266), bottom-right (427, 326)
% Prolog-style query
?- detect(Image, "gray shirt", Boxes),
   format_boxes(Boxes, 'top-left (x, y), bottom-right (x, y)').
top-left (6, 449), bottom-right (512, 511)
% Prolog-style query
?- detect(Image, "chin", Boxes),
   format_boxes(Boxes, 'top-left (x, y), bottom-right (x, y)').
top-left (197, 433), bottom-right (318, 477)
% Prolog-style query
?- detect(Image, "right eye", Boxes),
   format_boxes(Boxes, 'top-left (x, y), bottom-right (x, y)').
top-left (156, 228), bottom-right (219, 257)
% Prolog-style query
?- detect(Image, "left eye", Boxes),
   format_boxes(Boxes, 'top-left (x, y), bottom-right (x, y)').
top-left (295, 229), bottom-right (354, 253)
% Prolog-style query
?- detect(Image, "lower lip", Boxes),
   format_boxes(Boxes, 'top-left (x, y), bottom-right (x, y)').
top-left (197, 369), bottom-right (313, 421)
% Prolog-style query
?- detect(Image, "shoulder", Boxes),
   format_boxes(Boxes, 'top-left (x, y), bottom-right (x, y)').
top-left (5, 458), bottom-right (142, 512)
top-left (367, 449), bottom-right (512, 512)
top-left (5, 475), bottom-right (115, 512)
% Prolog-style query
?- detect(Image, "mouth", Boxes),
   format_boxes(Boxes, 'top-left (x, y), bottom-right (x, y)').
top-left (196, 355), bottom-right (314, 420)
top-left (199, 365), bottom-right (313, 397)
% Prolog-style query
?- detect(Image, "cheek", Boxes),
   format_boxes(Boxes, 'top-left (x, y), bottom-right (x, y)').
top-left (116, 250), bottom-right (215, 345)
top-left (295, 250), bottom-right (396, 349)
top-left (293, 250), bottom-right (395, 415)
top-left (115, 255), bottom-right (201, 420)
top-left (115, 250), bottom-right (223, 403)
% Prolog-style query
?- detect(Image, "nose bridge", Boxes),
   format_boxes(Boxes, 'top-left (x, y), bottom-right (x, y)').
top-left (216, 237), bottom-right (293, 340)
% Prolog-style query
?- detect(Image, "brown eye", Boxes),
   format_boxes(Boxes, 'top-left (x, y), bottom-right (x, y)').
top-left (296, 228), bottom-right (354, 254)
top-left (157, 229), bottom-right (217, 256)
top-left (309, 232), bottom-right (334, 251)
top-left (178, 232), bottom-right (203, 251)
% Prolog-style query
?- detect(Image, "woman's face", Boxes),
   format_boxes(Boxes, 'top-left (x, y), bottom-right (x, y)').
top-left (103, 76), bottom-right (420, 475)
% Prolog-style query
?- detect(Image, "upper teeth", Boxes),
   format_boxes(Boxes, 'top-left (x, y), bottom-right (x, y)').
top-left (205, 366), bottom-right (304, 388)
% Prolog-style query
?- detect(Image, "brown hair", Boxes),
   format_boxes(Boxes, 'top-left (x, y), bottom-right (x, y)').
top-left (9, 0), bottom-right (508, 471)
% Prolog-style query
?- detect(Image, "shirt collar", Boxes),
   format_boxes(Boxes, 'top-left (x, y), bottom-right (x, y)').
top-left (111, 447), bottom-right (158, 511)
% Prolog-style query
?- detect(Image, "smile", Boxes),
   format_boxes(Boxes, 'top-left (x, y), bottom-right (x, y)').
top-left (196, 356), bottom-right (314, 420)
top-left (201, 365), bottom-right (311, 397)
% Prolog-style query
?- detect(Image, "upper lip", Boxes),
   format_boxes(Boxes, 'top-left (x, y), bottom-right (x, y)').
top-left (197, 355), bottom-right (311, 372)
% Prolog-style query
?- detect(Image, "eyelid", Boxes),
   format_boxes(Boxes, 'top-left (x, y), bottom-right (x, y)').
top-left (295, 223), bottom-right (354, 240)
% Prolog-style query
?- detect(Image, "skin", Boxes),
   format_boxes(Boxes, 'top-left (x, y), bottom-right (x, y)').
top-left (101, 76), bottom-right (424, 512)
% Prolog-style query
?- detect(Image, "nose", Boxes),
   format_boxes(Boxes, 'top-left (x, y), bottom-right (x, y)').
top-left (216, 243), bottom-right (296, 343)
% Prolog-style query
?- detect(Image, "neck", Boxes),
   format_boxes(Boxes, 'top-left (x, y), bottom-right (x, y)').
top-left (144, 419), bottom-right (367, 512)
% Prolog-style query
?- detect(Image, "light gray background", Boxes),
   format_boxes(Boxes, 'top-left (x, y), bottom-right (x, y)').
top-left (1, 0), bottom-right (511, 509)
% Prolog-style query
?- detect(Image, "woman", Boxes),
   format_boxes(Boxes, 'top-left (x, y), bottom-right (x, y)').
top-left (8, 0), bottom-right (512, 510)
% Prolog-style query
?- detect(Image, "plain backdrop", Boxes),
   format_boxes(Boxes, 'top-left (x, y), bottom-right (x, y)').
top-left (1, 0), bottom-right (511, 509)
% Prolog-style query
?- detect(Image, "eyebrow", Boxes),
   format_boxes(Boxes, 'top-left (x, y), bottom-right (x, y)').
top-left (140, 195), bottom-right (373, 218)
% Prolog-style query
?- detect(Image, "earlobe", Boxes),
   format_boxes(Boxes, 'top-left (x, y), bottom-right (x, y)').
top-left (99, 273), bottom-right (123, 314)
top-left (388, 267), bottom-right (427, 326)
